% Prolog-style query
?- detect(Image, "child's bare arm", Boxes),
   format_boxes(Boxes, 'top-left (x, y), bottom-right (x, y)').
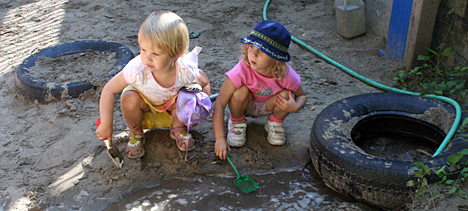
top-left (292, 85), bottom-right (307, 111)
top-left (96, 72), bottom-right (128, 142)
top-left (213, 78), bottom-right (237, 160)
top-left (196, 69), bottom-right (211, 96)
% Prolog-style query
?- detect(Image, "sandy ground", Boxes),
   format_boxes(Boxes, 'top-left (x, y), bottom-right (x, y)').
top-left (1, 0), bottom-right (466, 210)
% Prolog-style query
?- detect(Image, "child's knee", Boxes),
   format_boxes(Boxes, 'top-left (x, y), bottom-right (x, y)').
top-left (231, 85), bottom-right (250, 102)
top-left (121, 90), bottom-right (139, 101)
top-left (277, 89), bottom-right (294, 100)
top-left (121, 91), bottom-right (143, 109)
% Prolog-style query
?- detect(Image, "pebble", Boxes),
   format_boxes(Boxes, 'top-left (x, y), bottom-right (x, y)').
top-left (142, 200), bottom-right (151, 206)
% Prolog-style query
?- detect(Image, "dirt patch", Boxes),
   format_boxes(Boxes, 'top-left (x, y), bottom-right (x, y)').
top-left (28, 51), bottom-right (116, 83)
top-left (359, 137), bottom-right (435, 162)
top-left (413, 107), bottom-right (455, 134)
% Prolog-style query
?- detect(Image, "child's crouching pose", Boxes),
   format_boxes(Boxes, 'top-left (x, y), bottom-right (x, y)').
top-left (96, 11), bottom-right (210, 159)
top-left (213, 20), bottom-right (307, 160)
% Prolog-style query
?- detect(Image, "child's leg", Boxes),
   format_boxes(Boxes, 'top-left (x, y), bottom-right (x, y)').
top-left (227, 85), bottom-right (252, 147)
top-left (121, 90), bottom-right (150, 158)
top-left (228, 85), bottom-right (253, 120)
top-left (264, 89), bottom-right (295, 146)
top-left (169, 103), bottom-right (195, 151)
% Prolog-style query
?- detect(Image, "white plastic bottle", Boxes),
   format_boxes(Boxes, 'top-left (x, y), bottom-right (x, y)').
top-left (334, 0), bottom-right (366, 39)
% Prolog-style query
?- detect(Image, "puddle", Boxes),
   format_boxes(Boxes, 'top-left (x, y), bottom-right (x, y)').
top-left (104, 164), bottom-right (368, 211)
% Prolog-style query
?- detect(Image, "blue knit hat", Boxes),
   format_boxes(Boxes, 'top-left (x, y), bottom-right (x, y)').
top-left (241, 20), bottom-right (291, 62)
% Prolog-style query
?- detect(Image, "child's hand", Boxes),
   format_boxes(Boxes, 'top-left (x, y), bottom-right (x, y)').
top-left (215, 138), bottom-right (230, 160)
top-left (276, 91), bottom-right (299, 113)
top-left (95, 119), bottom-right (113, 142)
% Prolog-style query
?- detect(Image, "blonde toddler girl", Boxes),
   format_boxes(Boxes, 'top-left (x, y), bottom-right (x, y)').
top-left (96, 11), bottom-right (210, 158)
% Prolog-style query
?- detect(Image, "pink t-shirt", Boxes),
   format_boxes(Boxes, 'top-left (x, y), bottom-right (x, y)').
top-left (122, 47), bottom-right (201, 106)
top-left (226, 61), bottom-right (301, 103)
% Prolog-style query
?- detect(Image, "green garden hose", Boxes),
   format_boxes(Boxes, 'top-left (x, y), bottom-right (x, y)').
top-left (262, 0), bottom-right (462, 157)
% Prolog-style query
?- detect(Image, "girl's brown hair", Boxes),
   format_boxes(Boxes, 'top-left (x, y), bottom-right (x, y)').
top-left (241, 44), bottom-right (287, 80)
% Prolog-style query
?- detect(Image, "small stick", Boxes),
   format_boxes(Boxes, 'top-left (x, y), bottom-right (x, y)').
top-left (417, 149), bottom-right (433, 157)
top-left (187, 153), bottom-right (198, 161)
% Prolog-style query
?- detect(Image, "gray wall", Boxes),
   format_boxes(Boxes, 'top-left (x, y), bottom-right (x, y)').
top-left (365, 0), bottom-right (393, 38)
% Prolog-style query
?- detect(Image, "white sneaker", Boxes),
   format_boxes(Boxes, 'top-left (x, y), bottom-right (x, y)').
top-left (265, 119), bottom-right (286, 146)
top-left (227, 119), bottom-right (247, 147)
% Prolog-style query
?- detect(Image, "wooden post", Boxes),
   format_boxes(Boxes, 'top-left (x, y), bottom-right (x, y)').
top-left (384, 0), bottom-right (414, 61)
top-left (403, 0), bottom-right (440, 69)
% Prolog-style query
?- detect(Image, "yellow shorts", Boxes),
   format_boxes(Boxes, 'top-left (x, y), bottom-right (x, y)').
top-left (122, 85), bottom-right (178, 129)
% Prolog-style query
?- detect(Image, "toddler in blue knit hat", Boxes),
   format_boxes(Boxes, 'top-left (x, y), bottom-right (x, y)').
top-left (212, 20), bottom-right (308, 160)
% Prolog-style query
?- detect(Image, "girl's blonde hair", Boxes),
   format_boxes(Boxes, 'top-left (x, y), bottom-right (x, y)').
top-left (138, 11), bottom-right (189, 58)
top-left (241, 44), bottom-right (287, 80)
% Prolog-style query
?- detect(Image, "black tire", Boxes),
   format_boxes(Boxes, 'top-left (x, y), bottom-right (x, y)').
top-left (310, 92), bottom-right (468, 210)
top-left (15, 40), bottom-right (134, 101)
